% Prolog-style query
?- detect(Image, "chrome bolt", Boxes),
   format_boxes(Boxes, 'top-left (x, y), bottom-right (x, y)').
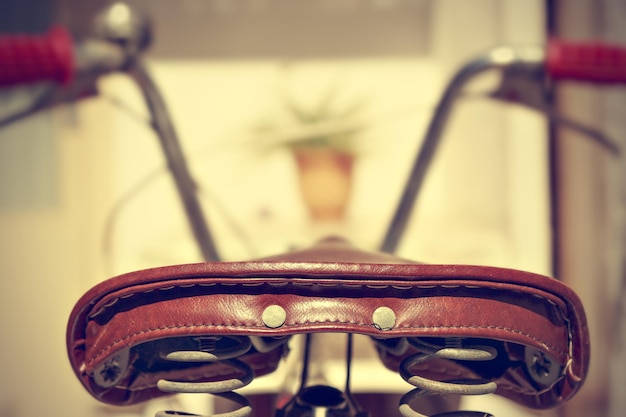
top-left (93, 2), bottom-right (152, 56)
top-left (195, 336), bottom-right (222, 352)
top-left (524, 347), bottom-right (561, 387)
top-left (93, 349), bottom-right (130, 388)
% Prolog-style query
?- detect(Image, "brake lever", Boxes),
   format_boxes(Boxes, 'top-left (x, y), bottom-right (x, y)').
top-left (489, 65), bottom-right (620, 155)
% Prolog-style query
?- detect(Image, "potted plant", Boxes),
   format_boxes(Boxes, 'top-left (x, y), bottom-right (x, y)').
top-left (257, 88), bottom-right (367, 221)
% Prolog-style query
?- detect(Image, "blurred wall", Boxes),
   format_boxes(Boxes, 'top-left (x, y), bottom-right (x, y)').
top-left (551, 2), bottom-right (626, 417)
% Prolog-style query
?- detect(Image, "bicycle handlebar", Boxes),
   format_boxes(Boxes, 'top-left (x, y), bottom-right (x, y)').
top-left (2, 25), bottom-right (624, 260)
top-left (2, 27), bottom-right (625, 89)
top-left (0, 26), bottom-right (74, 86)
top-left (547, 38), bottom-right (626, 84)
top-left (381, 39), bottom-right (626, 254)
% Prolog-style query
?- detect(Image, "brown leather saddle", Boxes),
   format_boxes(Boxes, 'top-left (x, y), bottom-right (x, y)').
top-left (66, 237), bottom-right (589, 416)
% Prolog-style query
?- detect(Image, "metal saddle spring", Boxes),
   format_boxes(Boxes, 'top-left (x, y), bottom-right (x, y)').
top-left (397, 338), bottom-right (497, 417)
top-left (154, 335), bottom-right (498, 417)
top-left (155, 335), bottom-right (289, 417)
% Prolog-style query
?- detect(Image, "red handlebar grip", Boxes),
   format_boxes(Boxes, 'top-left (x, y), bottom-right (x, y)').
top-left (0, 26), bottom-right (74, 87)
top-left (547, 38), bottom-right (626, 84)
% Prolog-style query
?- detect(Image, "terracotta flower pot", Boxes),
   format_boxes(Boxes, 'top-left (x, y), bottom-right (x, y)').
top-left (292, 148), bottom-right (354, 221)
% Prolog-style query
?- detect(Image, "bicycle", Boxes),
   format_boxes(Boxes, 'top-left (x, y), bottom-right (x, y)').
top-left (2, 3), bottom-right (625, 417)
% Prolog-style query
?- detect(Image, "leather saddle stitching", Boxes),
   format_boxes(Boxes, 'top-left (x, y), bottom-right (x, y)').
top-left (87, 281), bottom-right (565, 320)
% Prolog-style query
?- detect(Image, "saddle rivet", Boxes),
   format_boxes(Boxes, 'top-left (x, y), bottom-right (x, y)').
top-left (373, 306), bottom-right (396, 331)
top-left (262, 305), bottom-right (287, 328)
